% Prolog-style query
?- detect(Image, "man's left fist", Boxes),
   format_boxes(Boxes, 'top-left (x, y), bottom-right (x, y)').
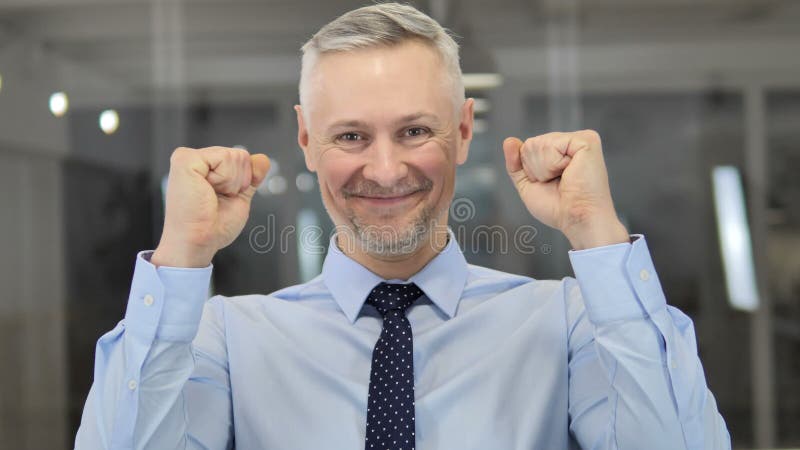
top-left (502, 130), bottom-right (629, 250)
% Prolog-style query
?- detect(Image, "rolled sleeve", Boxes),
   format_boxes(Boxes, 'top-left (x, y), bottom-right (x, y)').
top-left (568, 234), bottom-right (667, 324)
top-left (125, 251), bottom-right (213, 343)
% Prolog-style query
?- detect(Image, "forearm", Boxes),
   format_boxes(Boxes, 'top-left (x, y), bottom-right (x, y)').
top-left (75, 329), bottom-right (196, 449)
top-left (567, 235), bottom-right (730, 449)
top-left (591, 311), bottom-right (691, 449)
top-left (74, 251), bottom-right (216, 449)
top-left (586, 306), bottom-right (730, 449)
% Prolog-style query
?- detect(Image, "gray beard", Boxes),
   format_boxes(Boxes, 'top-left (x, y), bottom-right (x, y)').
top-left (346, 204), bottom-right (438, 258)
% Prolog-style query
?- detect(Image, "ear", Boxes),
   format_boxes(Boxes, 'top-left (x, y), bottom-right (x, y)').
top-left (456, 98), bottom-right (474, 166)
top-left (295, 105), bottom-right (316, 172)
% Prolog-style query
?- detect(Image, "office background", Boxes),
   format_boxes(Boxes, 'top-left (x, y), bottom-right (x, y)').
top-left (0, 0), bottom-right (798, 448)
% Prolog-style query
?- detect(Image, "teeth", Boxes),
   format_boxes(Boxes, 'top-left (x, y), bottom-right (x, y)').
top-left (369, 193), bottom-right (413, 199)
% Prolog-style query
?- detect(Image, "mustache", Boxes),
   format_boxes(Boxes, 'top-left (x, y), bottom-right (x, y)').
top-left (342, 177), bottom-right (433, 198)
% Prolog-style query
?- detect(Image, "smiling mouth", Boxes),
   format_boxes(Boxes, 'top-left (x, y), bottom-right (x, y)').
top-left (352, 190), bottom-right (423, 206)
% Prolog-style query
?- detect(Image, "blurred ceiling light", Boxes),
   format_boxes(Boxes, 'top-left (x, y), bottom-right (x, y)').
top-left (49, 92), bottom-right (69, 117)
top-left (473, 118), bottom-right (489, 134)
top-left (470, 165), bottom-right (496, 187)
top-left (268, 175), bottom-right (287, 195)
top-left (268, 159), bottom-right (280, 176)
top-left (257, 179), bottom-right (270, 196)
top-left (296, 172), bottom-right (315, 193)
top-left (99, 109), bottom-right (119, 135)
top-left (257, 158), bottom-right (280, 196)
top-left (463, 73), bottom-right (503, 91)
top-left (297, 208), bottom-right (322, 282)
top-left (711, 166), bottom-right (759, 312)
top-left (472, 98), bottom-right (491, 114)
top-left (0, 73), bottom-right (3, 94)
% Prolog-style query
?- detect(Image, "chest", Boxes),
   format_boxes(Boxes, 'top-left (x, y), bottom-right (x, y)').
top-left (225, 291), bottom-right (571, 449)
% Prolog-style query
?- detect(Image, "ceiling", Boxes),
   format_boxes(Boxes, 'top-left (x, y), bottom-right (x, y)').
top-left (1, 0), bottom-right (799, 106)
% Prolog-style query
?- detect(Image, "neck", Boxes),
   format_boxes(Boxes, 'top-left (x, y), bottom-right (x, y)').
top-left (336, 222), bottom-right (450, 281)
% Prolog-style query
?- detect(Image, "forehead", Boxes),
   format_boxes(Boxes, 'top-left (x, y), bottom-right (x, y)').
top-left (306, 40), bottom-right (454, 127)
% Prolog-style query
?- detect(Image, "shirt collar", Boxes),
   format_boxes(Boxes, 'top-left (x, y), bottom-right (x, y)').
top-left (321, 228), bottom-right (468, 324)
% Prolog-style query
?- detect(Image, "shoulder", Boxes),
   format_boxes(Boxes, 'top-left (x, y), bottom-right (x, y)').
top-left (464, 263), bottom-right (572, 299)
top-left (208, 274), bottom-right (328, 311)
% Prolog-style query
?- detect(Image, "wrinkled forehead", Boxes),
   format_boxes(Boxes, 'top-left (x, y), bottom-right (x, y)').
top-left (303, 41), bottom-right (457, 129)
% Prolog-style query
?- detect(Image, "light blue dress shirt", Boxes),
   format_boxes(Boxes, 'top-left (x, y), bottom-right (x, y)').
top-left (75, 231), bottom-right (731, 449)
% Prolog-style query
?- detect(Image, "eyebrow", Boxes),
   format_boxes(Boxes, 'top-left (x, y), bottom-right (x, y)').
top-left (324, 112), bottom-right (441, 134)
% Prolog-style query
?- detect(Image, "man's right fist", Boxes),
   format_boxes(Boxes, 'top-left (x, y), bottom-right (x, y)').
top-left (151, 146), bottom-right (271, 268)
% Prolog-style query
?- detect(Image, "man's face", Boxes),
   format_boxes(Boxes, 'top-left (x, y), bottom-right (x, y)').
top-left (296, 40), bottom-right (473, 258)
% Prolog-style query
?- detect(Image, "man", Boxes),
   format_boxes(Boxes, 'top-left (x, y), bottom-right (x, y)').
top-left (75, 3), bottom-right (731, 449)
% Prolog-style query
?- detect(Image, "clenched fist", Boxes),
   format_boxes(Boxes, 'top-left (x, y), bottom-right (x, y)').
top-left (502, 130), bottom-right (629, 250)
top-left (151, 146), bottom-right (271, 268)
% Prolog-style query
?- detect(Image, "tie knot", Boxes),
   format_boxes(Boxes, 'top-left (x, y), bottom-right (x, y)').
top-left (366, 282), bottom-right (423, 317)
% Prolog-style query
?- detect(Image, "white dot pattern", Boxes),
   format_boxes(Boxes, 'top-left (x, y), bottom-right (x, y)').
top-left (365, 282), bottom-right (423, 450)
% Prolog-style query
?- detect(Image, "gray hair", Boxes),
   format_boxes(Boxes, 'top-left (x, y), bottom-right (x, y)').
top-left (299, 2), bottom-right (464, 117)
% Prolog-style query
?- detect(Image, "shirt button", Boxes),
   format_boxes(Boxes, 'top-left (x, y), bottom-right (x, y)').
top-left (128, 379), bottom-right (138, 390)
top-left (639, 269), bottom-right (650, 281)
top-left (670, 359), bottom-right (678, 369)
top-left (143, 294), bottom-right (154, 306)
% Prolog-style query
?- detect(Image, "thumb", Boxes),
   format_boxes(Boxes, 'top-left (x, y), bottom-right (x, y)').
top-left (242, 153), bottom-right (270, 199)
top-left (250, 153), bottom-right (271, 187)
top-left (502, 137), bottom-right (526, 183)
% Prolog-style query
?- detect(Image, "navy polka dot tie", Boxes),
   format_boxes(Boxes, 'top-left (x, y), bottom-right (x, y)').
top-left (364, 282), bottom-right (423, 450)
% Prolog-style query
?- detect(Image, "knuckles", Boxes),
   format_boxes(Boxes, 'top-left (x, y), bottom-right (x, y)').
top-left (578, 129), bottom-right (601, 144)
top-left (169, 148), bottom-right (252, 194)
top-left (574, 129), bottom-right (602, 149)
top-left (170, 146), bottom-right (250, 167)
top-left (522, 129), bottom-right (602, 154)
top-left (223, 147), bottom-right (250, 168)
top-left (234, 148), bottom-right (250, 159)
top-left (520, 137), bottom-right (542, 163)
top-left (170, 146), bottom-right (195, 165)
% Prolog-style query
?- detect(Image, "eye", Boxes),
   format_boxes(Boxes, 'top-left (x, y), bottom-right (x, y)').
top-left (338, 132), bottom-right (363, 142)
top-left (403, 127), bottom-right (430, 138)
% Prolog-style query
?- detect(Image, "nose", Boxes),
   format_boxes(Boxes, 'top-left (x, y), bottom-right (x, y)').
top-left (361, 136), bottom-right (409, 188)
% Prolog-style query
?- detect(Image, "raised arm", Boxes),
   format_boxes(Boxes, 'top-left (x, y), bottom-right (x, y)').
top-left (502, 130), bottom-right (730, 448)
top-left (565, 235), bottom-right (730, 449)
top-left (74, 146), bottom-right (270, 449)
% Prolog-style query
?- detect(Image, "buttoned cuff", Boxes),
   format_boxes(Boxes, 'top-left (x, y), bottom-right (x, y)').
top-left (124, 250), bottom-right (213, 343)
top-left (568, 234), bottom-right (667, 324)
